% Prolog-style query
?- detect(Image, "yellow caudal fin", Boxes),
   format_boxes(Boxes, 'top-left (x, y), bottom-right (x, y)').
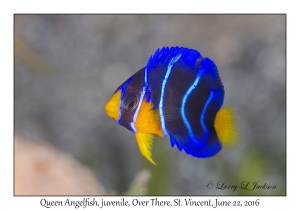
top-left (135, 133), bottom-right (156, 165)
top-left (214, 106), bottom-right (242, 149)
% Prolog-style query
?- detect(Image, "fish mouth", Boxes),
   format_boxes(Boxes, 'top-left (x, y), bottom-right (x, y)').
top-left (105, 102), bottom-right (119, 120)
top-left (105, 109), bottom-right (117, 119)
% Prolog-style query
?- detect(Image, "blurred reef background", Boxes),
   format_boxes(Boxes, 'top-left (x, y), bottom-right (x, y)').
top-left (14, 15), bottom-right (285, 195)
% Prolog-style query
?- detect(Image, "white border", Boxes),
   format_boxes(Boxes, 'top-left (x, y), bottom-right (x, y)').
top-left (2, 1), bottom-right (297, 209)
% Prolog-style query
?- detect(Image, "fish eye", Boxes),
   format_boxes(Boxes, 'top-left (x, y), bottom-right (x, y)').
top-left (122, 94), bottom-right (138, 112)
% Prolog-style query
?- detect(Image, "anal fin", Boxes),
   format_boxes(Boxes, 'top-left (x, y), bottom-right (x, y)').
top-left (135, 133), bottom-right (156, 165)
top-left (169, 134), bottom-right (221, 158)
top-left (170, 135), bottom-right (183, 151)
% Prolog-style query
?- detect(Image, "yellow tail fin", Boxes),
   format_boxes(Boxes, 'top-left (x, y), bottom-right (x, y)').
top-left (214, 106), bottom-right (241, 148)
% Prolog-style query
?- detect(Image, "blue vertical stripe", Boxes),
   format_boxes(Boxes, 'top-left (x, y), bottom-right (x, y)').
top-left (116, 77), bottom-right (133, 124)
top-left (130, 67), bottom-right (148, 133)
top-left (181, 72), bottom-right (203, 139)
top-left (200, 91), bottom-right (215, 140)
top-left (159, 53), bottom-right (182, 135)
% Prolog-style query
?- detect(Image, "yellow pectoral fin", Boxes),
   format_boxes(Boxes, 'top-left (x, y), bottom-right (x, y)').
top-left (135, 99), bottom-right (164, 137)
top-left (135, 133), bottom-right (156, 165)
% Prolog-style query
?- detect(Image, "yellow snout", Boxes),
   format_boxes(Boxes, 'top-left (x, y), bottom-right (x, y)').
top-left (105, 90), bottom-right (121, 121)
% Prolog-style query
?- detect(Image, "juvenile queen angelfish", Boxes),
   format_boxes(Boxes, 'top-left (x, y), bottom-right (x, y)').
top-left (105, 46), bottom-right (240, 165)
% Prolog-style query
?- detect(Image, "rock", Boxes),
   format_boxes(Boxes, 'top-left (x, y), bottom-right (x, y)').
top-left (14, 135), bottom-right (105, 195)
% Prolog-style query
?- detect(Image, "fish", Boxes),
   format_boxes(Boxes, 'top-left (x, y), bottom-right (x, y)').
top-left (105, 46), bottom-right (240, 165)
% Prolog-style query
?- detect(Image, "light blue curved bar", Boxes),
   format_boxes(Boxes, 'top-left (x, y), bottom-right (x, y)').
top-left (200, 91), bottom-right (215, 140)
top-left (181, 72), bottom-right (202, 139)
top-left (131, 67), bottom-right (148, 133)
top-left (159, 53), bottom-right (182, 135)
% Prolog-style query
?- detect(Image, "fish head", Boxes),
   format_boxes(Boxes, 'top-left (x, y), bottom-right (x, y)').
top-left (105, 74), bottom-right (142, 132)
